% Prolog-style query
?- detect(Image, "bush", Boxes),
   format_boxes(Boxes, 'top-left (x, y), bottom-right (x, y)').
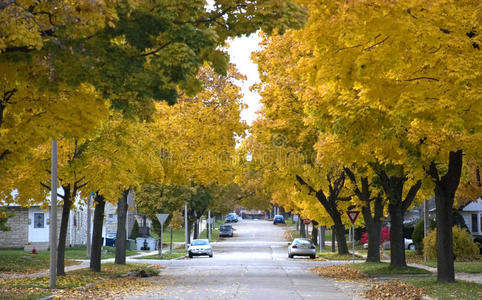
top-left (130, 220), bottom-right (141, 239)
top-left (423, 226), bottom-right (479, 261)
top-left (412, 221), bottom-right (425, 254)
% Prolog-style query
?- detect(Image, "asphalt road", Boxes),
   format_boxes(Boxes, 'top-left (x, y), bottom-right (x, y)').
top-left (127, 219), bottom-right (366, 300)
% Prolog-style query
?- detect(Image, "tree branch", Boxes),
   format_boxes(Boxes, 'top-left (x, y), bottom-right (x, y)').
top-left (139, 42), bottom-right (171, 57)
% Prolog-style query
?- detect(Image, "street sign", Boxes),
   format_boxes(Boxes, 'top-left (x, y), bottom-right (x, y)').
top-left (156, 213), bottom-right (169, 225)
top-left (293, 214), bottom-right (299, 222)
top-left (346, 210), bottom-right (360, 224)
top-left (303, 219), bottom-right (311, 225)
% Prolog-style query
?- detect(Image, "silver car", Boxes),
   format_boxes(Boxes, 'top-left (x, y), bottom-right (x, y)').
top-left (288, 238), bottom-right (316, 259)
top-left (188, 239), bottom-right (213, 258)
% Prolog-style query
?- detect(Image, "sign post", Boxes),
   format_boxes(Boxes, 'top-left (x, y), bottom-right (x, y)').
top-left (156, 214), bottom-right (169, 257)
top-left (346, 210), bottom-right (360, 264)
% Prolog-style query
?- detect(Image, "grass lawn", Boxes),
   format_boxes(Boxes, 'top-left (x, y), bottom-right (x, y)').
top-left (161, 228), bottom-right (186, 243)
top-left (349, 262), bottom-right (431, 275)
top-left (0, 249), bottom-right (80, 273)
top-left (0, 263), bottom-right (155, 299)
top-left (64, 246), bottom-right (141, 260)
top-left (405, 277), bottom-right (482, 300)
top-left (140, 251), bottom-right (185, 260)
top-left (422, 261), bottom-right (482, 273)
top-left (317, 249), bottom-right (365, 261)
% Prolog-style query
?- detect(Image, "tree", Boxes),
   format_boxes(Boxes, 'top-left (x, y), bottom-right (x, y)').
top-left (0, 207), bottom-right (14, 231)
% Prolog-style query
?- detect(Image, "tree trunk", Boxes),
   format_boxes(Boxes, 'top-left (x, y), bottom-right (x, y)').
top-left (193, 219), bottom-right (199, 239)
top-left (115, 190), bottom-right (128, 265)
top-left (331, 226), bottom-right (336, 252)
top-left (300, 218), bottom-right (306, 238)
top-left (376, 169), bottom-right (421, 269)
top-left (320, 226), bottom-right (325, 249)
top-left (362, 204), bottom-right (382, 263)
top-left (388, 201), bottom-right (406, 268)
top-left (429, 150), bottom-right (463, 283)
top-left (90, 195), bottom-right (105, 272)
top-left (333, 215), bottom-right (349, 255)
top-left (311, 221), bottom-right (318, 246)
top-left (57, 186), bottom-right (72, 276)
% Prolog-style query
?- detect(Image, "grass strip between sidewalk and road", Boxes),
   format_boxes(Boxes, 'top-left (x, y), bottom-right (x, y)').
top-left (138, 251), bottom-right (185, 260)
top-left (405, 277), bottom-right (482, 300)
top-left (0, 263), bottom-right (161, 300)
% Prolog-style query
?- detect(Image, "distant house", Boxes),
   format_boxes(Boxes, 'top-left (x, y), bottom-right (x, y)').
top-left (461, 198), bottom-right (482, 238)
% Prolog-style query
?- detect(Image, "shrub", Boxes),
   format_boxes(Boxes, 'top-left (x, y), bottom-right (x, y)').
top-left (423, 226), bottom-right (479, 261)
top-left (412, 221), bottom-right (425, 254)
top-left (130, 220), bottom-right (141, 239)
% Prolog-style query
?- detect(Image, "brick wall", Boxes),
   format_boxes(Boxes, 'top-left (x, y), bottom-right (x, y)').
top-left (0, 207), bottom-right (28, 248)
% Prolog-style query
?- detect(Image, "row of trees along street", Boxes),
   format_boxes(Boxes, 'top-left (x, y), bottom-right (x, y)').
top-left (237, 0), bottom-right (481, 284)
top-left (0, 0), bottom-right (306, 286)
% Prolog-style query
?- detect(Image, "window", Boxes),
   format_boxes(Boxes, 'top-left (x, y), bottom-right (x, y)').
top-left (34, 213), bottom-right (44, 228)
top-left (480, 214), bottom-right (482, 233)
top-left (472, 214), bottom-right (478, 233)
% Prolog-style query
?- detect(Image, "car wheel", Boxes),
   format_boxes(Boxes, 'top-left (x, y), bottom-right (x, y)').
top-left (209, 254), bottom-right (213, 258)
top-left (288, 253), bottom-right (293, 258)
top-left (408, 244), bottom-right (415, 250)
top-left (188, 252), bottom-right (193, 258)
top-left (310, 255), bottom-right (316, 259)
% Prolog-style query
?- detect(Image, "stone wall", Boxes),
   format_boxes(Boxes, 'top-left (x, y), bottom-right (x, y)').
top-left (0, 207), bottom-right (28, 249)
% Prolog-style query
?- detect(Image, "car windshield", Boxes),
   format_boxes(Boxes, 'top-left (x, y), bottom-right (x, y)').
top-left (294, 239), bottom-right (312, 245)
top-left (192, 239), bottom-right (209, 246)
top-left (220, 225), bottom-right (231, 230)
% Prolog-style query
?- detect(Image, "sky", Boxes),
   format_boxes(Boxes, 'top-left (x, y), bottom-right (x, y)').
top-left (227, 33), bottom-right (263, 126)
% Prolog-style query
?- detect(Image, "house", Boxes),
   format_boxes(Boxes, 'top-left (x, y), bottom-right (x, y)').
top-left (0, 200), bottom-right (138, 250)
top-left (460, 198), bottom-right (482, 238)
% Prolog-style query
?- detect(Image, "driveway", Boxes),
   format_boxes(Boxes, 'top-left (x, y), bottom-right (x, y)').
top-left (127, 219), bottom-right (366, 299)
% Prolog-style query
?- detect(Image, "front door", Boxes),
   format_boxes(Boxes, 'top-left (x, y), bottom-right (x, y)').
top-left (28, 208), bottom-right (50, 242)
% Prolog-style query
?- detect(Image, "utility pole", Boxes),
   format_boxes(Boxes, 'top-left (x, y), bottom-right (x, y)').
top-left (184, 203), bottom-right (188, 250)
top-left (208, 210), bottom-right (211, 241)
top-left (49, 139), bottom-right (58, 288)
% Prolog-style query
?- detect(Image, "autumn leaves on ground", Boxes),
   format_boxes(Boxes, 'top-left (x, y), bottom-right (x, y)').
top-left (1, 0), bottom-right (481, 299)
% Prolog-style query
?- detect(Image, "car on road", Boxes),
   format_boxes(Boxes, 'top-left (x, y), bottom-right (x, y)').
top-left (219, 224), bottom-right (234, 237)
top-left (188, 239), bottom-right (213, 258)
top-left (225, 213), bottom-right (238, 223)
top-left (273, 215), bottom-right (285, 224)
top-left (288, 238), bottom-right (316, 259)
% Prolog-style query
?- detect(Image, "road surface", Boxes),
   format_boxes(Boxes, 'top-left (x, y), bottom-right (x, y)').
top-left (127, 219), bottom-right (366, 299)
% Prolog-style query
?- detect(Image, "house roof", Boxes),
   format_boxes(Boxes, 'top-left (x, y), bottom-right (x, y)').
top-left (462, 198), bottom-right (482, 212)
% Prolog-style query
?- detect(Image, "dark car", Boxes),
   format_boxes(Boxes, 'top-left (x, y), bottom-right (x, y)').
top-left (219, 224), bottom-right (234, 237)
top-left (273, 215), bottom-right (285, 224)
top-left (225, 213), bottom-right (238, 223)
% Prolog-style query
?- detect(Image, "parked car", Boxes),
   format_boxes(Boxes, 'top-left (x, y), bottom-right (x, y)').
top-left (363, 238), bottom-right (415, 250)
top-left (225, 213), bottom-right (238, 223)
top-left (219, 224), bottom-right (234, 237)
top-left (361, 227), bottom-right (415, 250)
top-left (273, 215), bottom-right (285, 224)
top-left (188, 239), bottom-right (213, 258)
top-left (288, 238), bottom-right (316, 259)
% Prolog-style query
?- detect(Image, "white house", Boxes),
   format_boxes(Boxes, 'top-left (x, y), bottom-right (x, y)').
top-left (461, 198), bottom-right (482, 238)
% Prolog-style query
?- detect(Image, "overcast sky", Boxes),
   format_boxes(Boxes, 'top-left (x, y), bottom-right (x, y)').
top-left (227, 33), bottom-right (262, 126)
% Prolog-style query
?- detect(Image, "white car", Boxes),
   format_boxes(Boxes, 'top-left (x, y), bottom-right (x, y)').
top-left (188, 239), bottom-right (213, 258)
top-left (363, 238), bottom-right (415, 250)
top-left (288, 238), bottom-right (316, 259)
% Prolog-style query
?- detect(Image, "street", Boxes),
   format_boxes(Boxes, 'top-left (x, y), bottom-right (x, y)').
top-left (127, 219), bottom-right (366, 300)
